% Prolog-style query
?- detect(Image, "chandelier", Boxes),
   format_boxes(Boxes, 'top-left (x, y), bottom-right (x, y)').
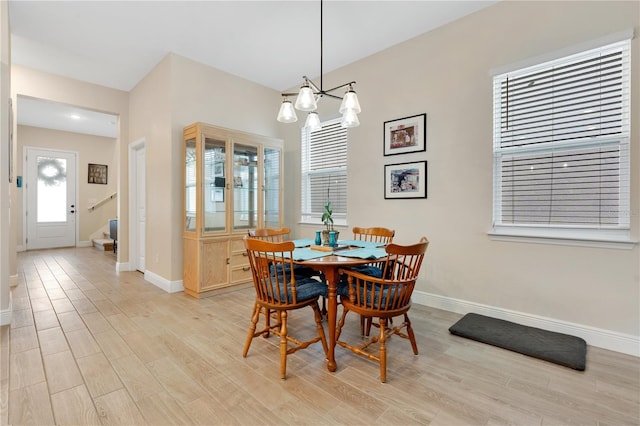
top-left (276, 0), bottom-right (361, 130)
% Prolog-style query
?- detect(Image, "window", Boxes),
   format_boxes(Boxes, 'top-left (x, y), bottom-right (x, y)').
top-left (301, 119), bottom-right (348, 224)
top-left (492, 39), bottom-right (631, 242)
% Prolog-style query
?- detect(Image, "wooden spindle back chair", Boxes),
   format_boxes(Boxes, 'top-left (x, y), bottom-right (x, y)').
top-left (336, 236), bottom-right (429, 383)
top-left (248, 227), bottom-right (291, 242)
top-left (352, 226), bottom-right (395, 244)
top-left (248, 227), bottom-right (319, 330)
top-left (351, 226), bottom-right (395, 335)
top-left (243, 237), bottom-right (328, 379)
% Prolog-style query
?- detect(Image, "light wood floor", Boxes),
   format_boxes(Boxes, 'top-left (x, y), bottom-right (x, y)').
top-left (1, 247), bottom-right (639, 425)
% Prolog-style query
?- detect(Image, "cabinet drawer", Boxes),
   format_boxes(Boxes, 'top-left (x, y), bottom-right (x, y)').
top-left (230, 251), bottom-right (249, 267)
top-left (231, 265), bottom-right (252, 284)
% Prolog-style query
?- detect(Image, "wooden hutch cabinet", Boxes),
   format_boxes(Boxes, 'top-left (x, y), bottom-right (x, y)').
top-left (182, 122), bottom-right (283, 298)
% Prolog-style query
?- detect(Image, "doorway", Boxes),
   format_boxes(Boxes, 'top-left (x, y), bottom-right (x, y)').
top-left (129, 139), bottom-right (146, 272)
top-left (25, 147), bottom-right (77, 249)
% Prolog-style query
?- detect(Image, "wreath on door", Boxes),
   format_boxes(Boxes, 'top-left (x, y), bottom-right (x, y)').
top-left (37, 158), bottom-right (66, 186)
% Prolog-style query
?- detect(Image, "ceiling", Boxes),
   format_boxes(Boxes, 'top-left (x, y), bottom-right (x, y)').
top-left (9, 0), bottom-right (497, 137)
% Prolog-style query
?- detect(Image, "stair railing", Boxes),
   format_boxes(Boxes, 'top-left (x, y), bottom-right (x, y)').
top-left (88, 192), bottom-right (117, 212)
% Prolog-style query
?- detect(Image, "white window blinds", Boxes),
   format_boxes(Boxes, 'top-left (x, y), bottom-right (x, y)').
top-left (493, 39), bottom-right (630, 235)
top-left (301, 119), bottom-right (348, 222)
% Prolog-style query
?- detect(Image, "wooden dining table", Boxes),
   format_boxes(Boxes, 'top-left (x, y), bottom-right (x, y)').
top-left (293, 252), bottom-right (377, 372)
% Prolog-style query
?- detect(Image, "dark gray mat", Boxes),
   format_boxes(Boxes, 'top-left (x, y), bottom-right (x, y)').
top-left (449, 313), bottom-right (586, 371)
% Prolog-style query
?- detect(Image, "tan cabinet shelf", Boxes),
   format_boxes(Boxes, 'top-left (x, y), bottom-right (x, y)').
top-left (182, 122), bottom-right (283, 298)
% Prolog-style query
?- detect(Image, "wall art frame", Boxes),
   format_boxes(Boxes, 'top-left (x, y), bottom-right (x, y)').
top-left (88, 163), bottom-right (108, 184)
top-left (383, 113), bottom-right (426, 156)
top-left (384, 160), bottom-right (427, 199)
top-left (212, 187), bottom-right (224, 202)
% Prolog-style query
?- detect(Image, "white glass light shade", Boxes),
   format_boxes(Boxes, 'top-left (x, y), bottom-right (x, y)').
top-left (305, 112), bottom-right (322, 131)
top-left (295, 84), bottom-right (317, 111)
top-left (341, 109), bottom-right (360, 128)
top-left (277, 99), bottom-right (297, 123)
top-left (339, 89), bottom-right (361, 114)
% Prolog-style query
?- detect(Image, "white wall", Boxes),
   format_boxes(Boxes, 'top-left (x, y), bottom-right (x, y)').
top-left (286, 0), bottom-right (639, 353)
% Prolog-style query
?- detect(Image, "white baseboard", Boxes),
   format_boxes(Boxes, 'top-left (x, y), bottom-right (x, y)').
top-left (116, 264), bottom-right (182, 294)
top-left (0, 293), bottom-right (12, 326)
top-left (144, 270), bottom-right (184, 294)
top-left (412, 290), bottom-right (640, 357)
top-left (115, 262), bottom-right (132, 273)
top-left (9, 274), bottom-right (18, 288)
top-left (77, 240), bottom-right (92, 248)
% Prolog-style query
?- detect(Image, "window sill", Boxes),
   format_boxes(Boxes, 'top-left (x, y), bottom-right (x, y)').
top-left (488, 229), bottom-right (637, 250)
top-left (299, 218), bottom-right (348, 229)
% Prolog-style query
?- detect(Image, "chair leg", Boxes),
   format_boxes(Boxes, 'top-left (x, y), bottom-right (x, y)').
top-left (279, 310), bottom-right (288, 380)
top-left (312, 302), bottom-right (329, 356)
top-left (379, 317), bottom-right (387, 383)
top-left (321, 296), bottom-right (328, 319)
top-left (365, 316), bottom-right (373, 336)
top-left (243, 303), bottom-right (261, 357)
top-left (264, 307), bottom-right (271, 338)
top-left (405, 313), bottom-right (419, 355)
top-left (336, 306), bottom-right (349, 341)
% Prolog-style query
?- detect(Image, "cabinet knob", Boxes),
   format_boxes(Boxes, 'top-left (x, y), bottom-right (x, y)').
top-left (243, 266), bottom-right (251, 271)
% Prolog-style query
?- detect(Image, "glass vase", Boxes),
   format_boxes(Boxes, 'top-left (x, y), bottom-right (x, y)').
top-left (329, 231), bottom-right (337, 247)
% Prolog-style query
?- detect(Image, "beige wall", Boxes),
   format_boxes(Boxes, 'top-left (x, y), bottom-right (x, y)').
top-left (128, 55), bottom-right (172, 278)
top-left (129, 53), bottom-right (280, 282)
top-left (288, 0), bottom-right (639, 341)
top-left (0, 0), bottom-right (11, 322)
top-left (5, 1), bottom-right (637, 350)
top-left (11, 65), bottom-right (129, 263)
top-left (15, 125), bottom-right (117, 244)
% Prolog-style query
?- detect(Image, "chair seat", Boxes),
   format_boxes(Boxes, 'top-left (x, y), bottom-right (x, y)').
top-left (272, 263), bottom-right (320, 281)
top-left (350, 265), bottom-right (383, 278)
top-left (273, 276), bottom-right (327, 303)
top-left (338, 281), bottom-right (403, 308)
top-left (337, 265), bottom-right (382, 296)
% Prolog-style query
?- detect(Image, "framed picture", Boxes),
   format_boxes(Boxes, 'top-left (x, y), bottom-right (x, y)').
top-left (384, 161), bottom-right (427, 199)
top-left (212, 187), bottom-right (224, 202)
top-left (88, 163), bottom-right (108, 184)
top-left (383, 113), bottom-right (426, 156)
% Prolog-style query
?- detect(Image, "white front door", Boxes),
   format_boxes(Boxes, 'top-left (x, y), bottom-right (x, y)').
top-left (26, 148), bottom-right (77, 249)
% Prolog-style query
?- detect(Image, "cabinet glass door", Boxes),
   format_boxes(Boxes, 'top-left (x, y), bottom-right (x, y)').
top-left (263, 147), bottom-right (281, 228)
top-left (204, 137), bottom-right (226, 232)
top-left (233, 143), bottom-right (258, 230)
top-left (185, 138), bottom-right (196, 232)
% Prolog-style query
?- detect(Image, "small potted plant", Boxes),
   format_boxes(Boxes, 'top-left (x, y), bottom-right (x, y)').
top-left (321, 200), bottom-right (339, 245)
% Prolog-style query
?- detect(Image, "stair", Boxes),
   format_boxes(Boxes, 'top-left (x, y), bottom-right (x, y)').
top-left (93, 238), bottom-right (114, 252)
